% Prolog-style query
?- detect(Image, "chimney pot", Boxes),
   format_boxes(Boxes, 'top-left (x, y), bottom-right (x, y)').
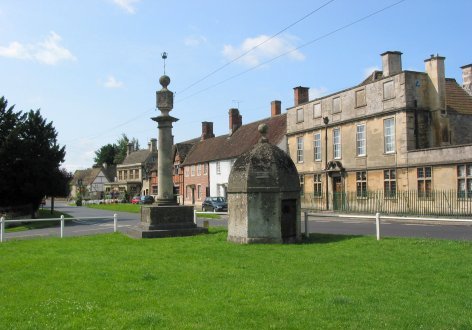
top-left (201, 121), bottom-right (215, 141)
top-left (293, 86), bottom-right (309, 106)
top-left (127, 142), bottom-right (134, 156)
top-left (271, 100), bottom-right (281, 117)
top-left (229, 108), bottom-right (242, 134)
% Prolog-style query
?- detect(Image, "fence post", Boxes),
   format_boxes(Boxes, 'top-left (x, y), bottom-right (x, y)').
top-left (303, 211), bottom-right (309, 238)
top-left (60, 215), bottom-right (64, 238)
top-left (193, 209), bottom-right (197, 224)
top-left (113, 214), bottom-right (117, 233)
top-left (375, 212), bottom-right (380, 241)
top-left (1, 217), bottom-right (4, 243)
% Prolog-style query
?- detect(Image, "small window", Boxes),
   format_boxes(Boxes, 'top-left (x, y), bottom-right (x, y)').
top-left (384, 169), bottom-right (396, 198)
top-left (174, 164), bottom-right (179, 175)
top-left (197, 164), bottom-right (201, 176)
top-left (216, 161), bottom-right (221, 175)
top-left (204, 163), bottom-right (208, 175)
top-left (152, 185), bottom-right (158, 194)
top-left (296, 108), bottom-right (304, 123)
top-left (197, 185), bottom-right (202, 200)
top-left (383, 80), bottom-right (395, 100)
top-left (313, 133), bottom-right (321, 161)
top-left (332, 97), bottom-right (341, 113)
top-left (457, 164), bottom-right (472, 198)
top-left (356, 171), bottom-right (367, 198)
top-left (314, 174), bottom-right (322, 197)
top-left (356, 124), bottom-right (366, 156)
top-left (313, 103), bottom-right (321, 118)
top-left (191, 165), bottom-right (195, 176)
top-left (297, 136), bottom-right (304, 163)
top-left (333, 128), bottom-right (341, 159)
top-left (355, 89), bottom-right (366, 107)
top-left (299, 175), bottom-right (305, 196)
top-left (417, 166), bottom-right (432, 198)
top-left (384, 118), bottom-right (395, 153)
top-left (184, 167), bottom-right (189, 177)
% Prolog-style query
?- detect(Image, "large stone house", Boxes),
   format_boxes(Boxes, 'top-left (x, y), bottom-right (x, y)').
top-left (70, 165), bottom-right (116, 200)
top-left (181, 102), bottom-right (287, 207)
top-left (104, 139), bottom-right (157, 199)
top-left (286, 51), bottom-right (472, 215)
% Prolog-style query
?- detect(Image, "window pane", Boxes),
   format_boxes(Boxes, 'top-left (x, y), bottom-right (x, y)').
top-left (417, 168), bottom-right (424, 178)
top-left (425, 167), bottom-right (432, 178)
top-left (356, 124), bottom-right (366, 156)
top-left (467, 165), bottom-right (472, 177)
top-left (384, 170), bottom-right (390, 180)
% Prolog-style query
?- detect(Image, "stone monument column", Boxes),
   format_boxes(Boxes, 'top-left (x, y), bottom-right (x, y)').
top-left (153, 74), bottom-right (178, 205)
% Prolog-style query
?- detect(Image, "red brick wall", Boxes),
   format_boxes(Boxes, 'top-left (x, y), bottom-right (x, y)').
top-left (182, 163), bottom-right (209, 206)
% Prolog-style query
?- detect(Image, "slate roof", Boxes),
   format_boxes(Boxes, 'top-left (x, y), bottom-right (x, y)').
top-left (121, 149), bottom-right (156, 165)
top-left (182, 113), bottom-right (287, 165)
top-left (446, 78), bottom-right (472, 115)
top-left (173, 137), bottom-right (200, 161)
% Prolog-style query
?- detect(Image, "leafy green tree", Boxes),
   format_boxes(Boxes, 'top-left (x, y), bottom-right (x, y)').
top-left (94, 143), bottom-right (117, 166)
top-left (0, 97), bottom-right (66, 216)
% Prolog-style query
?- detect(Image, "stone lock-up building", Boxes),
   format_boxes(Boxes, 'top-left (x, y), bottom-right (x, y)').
top-left (287, 51), bottom-right (472, 216)
top-left (227, 124), bottom-right (301, 244)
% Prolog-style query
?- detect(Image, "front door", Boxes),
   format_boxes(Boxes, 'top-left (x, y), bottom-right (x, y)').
top-left (332, 176), bottom-right (345, 211)
top-left (281, 199), bottom-right (297, 242)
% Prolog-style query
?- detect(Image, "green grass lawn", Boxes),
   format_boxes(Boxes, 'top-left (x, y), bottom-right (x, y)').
top-left (1, 231), bottom-right (471, 329)
top-left (5, 209), bottom-right (72, 233)
top-left (86, 204), bottom-right (221, 219)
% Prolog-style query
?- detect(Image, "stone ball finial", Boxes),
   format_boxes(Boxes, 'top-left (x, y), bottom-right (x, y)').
top-left (159, 75), bottom-right (170, 89)
top-left (258, 123), bottom-right (268, 143)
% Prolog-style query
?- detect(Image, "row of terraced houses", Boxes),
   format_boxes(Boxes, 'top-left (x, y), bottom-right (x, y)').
top-left (72, 51), bottom-right (472, 215)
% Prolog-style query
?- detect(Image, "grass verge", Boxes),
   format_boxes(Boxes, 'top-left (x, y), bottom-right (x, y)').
top-left (86, 203), bottom-right (141, 213)
top-left (5, 209), bottom-right (72, 233)
top-left (0, 230), bottom-right (471, 329)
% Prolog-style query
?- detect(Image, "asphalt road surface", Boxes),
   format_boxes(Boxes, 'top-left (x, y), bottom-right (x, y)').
top-left (3, 202), bottom-right (472, 241)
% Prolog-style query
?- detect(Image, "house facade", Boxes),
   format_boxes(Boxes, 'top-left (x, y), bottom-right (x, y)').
top-left (70, 165), bottom-right (115, 200)
top-left (286, 51), bottom-right (472, 215)
top-left (181, 102), bottom-right (287, 207)
top-left (104, 139), bottom-right (157, 199)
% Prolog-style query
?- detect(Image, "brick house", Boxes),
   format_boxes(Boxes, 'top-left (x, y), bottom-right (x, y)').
top-left (181, 102), bottom-right (287, 207)
top-left (286, 51), bottom-right (472, 215)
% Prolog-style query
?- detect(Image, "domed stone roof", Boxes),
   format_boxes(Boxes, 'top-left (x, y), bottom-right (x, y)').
top-left (228, 125), bottom-right (300, 193)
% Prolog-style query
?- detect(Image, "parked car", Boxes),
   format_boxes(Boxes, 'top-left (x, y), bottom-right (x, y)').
top-left (202, 197), bottom-right (228, 212)
top-left (131, 196), bottom-right (141, 204)
top-left (140, 195), bottom-right (155, 204)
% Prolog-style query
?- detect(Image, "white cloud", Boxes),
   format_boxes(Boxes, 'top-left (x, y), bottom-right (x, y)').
top-left (363, 66), bottom-right (380, 78)
top-left (310, 87), bottom-right (329, 98)
top-left (104, 75), bottom-right (124, 89)
top-left (0, 31), bottom-right (76, 65)
top-left (222, 34), bottom-right (305, 67)
top-left (184, 35), bottom-right (207, 47)
top-left (112, 0), bottom-right (140, 14)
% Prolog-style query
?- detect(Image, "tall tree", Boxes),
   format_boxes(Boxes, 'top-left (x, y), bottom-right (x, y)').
top-left (94, 143), bottom-right (117, 166)
top-left (0, 97), bottom-right (66, 216)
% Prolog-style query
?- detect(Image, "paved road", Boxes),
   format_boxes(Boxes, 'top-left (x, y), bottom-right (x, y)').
top-left (3, 202), bottom-right (472, 241)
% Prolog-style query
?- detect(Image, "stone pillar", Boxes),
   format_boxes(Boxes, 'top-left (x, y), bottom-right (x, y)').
top-left (153, 75), bottom-right (178, 205)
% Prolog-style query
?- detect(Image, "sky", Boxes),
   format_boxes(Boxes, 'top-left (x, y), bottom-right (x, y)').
top-left (0, 0), bottom-right (471, 172)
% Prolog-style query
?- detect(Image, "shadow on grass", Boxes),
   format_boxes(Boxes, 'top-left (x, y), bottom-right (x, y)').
top-left (301, 233), bottom-right (363, 244)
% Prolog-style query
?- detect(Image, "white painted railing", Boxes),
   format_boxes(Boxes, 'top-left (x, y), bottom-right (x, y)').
top-left (303, 212), bottom-right (472, 240)
top-left (193, 210), bottom-right (228, 224)
top-left (0, 214), bottom-right (118, 243)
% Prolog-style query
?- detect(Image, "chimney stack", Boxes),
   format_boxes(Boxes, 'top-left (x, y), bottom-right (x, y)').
top-left (425, 54), bottom-right (446, 111)
top-left (201, 121), bottom-right (215, 141)
top-left (271, 100), bottom-right (281, 117)
top-left (149, 138), bottom-right (157, 151)
top-left (127, 142), bottom-right (134, 156)
top-left (229, 108), bottom-right (242, 134)
top-left (293, 86), bottom-right (309, 106)
top-left (461, 64), bottom-right (472, 96)
top-left (381, 51), bottom-right (403, 77)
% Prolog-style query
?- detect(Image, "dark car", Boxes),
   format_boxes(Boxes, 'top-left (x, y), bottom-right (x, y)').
top-left (140, 195), bottom-right (155, 204)
top-left (202, 197), bottom-right (228, 212)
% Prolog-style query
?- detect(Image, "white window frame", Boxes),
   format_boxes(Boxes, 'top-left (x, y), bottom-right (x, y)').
top-left (384, 118), bottom-right (396, 153)
top-left (197, 164), bottom-right (201, 176)
top-left (296, 136), bottom-right (304, 163)
top-left (216, 161), bottom-right (221, 175)
top-left (333, 128), bottom-right (341, 159)
top-left (356, 124), bottom-right (366, 156)
top-left (313, 133), bottom-right (321, 161)
top-left (191, 165), bottom-right (195, 176)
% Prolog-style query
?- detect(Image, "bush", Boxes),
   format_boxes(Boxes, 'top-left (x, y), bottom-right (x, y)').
top-left (75, 199), bottom-right (82, 206)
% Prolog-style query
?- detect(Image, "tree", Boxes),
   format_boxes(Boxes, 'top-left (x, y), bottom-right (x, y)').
top-left (0, 96), bottom-right (66, 216)
top-left (47, 168), bottom-right (73, 213)
top-left (94, 143), bottom-right (117, 166)
top-left (114, 133), bottom-right (130, 165)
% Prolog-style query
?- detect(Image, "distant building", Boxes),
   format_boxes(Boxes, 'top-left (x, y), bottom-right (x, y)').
top-left (71, 164), bottom-right (116, 200)
top-left (286, 51), bottom-right (472, 215)
top-left (181, 102), bottom-right (287, 207)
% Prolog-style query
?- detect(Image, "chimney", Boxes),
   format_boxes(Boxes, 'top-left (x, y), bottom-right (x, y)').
top-left (293, 86), bottom-right (309, 106)
top-left (425, 54), bottom-right (446, 111)
top-left (149, 138), bottom-right (157, 151)
top-left (229, 108), bottom-right (242, 134)
top-left (381, 51), bottom-right (403, 77)
top-left (271, 100), bottom-right (281, 117)
top-left (127, 142), bottom-right (134, 156)
top-left (461, 64), bottom-right (472, 96)
top-left (201, 121), bottom-right (215, 141)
